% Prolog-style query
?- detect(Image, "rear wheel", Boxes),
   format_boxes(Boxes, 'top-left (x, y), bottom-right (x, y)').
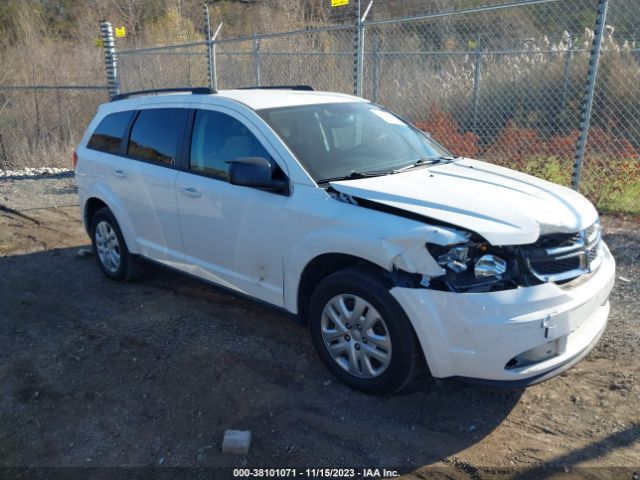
top-left (90, 207), bottom-right (142, 282)
top-left (308, 267), bottom-right (421, 394)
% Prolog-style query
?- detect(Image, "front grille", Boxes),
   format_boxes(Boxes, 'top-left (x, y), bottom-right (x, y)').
top-left (523, 221), bottom-right (602, 283)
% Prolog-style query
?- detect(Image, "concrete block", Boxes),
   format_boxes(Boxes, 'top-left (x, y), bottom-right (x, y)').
top-left (222, 430), bottom-right (251, 455)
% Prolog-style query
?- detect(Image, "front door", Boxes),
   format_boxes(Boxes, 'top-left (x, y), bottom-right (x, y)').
top-left (176, 107), bottom-right (288, 306)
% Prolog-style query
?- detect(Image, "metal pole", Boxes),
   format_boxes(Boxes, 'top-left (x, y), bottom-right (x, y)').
top-left (211, 23), bottom-right (223, 91)
top-left (100, 20), bottom-right (120, 98)
top-left (253, 34), bottom-right (261, 87)
top-left (203, 3), bottom-right (214, 90)
top-left (472, 33), bottom-right (482, 135)
top-left (355, 1), bottom-right (373, 97)
top-left (572, 0), bottom-right (609, 190)
top-left (353, 0), bottom-right (362, 96)
top-left (372, 29), bottom-right (381, 103)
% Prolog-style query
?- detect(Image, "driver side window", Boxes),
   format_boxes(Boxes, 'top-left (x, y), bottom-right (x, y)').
top-left (190, 110), bottom-right (271, 180)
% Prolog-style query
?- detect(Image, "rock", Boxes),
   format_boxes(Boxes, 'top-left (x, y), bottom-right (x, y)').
top-left (222, 430), bottom-right (251, 455)
top-left (0, 167), bottom-right (73, 178)
top-left (77, 248), bottom-right (93, 257)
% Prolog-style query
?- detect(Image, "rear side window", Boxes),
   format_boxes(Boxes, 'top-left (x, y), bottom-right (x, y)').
top-left (87, 111), bottom-right (134, 154)
top-left (127, 108), bottom-right (188, 165)
top-left (190, 109), bottom-right (271, 179)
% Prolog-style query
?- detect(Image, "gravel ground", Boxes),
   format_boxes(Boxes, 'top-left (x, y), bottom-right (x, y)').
top-left (0, 176), bottom-right (638, 479)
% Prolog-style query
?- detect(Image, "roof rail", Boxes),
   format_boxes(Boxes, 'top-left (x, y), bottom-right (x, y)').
top-left (110, 87), bottom-right (215, 102)
top-left (236, 85), bottom-right (314, 91)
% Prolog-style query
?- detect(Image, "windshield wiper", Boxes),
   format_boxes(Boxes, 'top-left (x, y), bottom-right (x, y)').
top-left (392, 156), bottom-right (456, 174)
top-left (317, 156), bottom-right (458, 184)
top-left (317, 170), bottom-right (393, 184)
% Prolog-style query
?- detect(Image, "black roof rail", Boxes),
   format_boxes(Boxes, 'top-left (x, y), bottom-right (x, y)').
top-left (236, 85), bottom-right (314, 91)
top-left (110, 87), bottom-right (216, 102)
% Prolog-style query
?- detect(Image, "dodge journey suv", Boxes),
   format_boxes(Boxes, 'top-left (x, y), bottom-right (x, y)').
top-left (75, 87), bottom-right (615, 394)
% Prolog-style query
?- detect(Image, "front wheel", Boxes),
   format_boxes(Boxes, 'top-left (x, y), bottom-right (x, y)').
top-left (308, 267), bottom-right (422, 394)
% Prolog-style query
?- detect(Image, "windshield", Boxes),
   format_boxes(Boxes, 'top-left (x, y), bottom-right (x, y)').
top-left (258, 102), bottom-right (452, 183)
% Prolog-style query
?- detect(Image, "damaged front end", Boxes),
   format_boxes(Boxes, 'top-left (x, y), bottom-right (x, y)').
top-left (424, 242), bottom-right (523, 293)
top-left (424, 220), bottom-right (604, 293)
top-left (327, 187), bottom-right (604, 294)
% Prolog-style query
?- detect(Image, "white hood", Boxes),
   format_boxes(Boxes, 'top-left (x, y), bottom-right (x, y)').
top-left (330, 159), bottom-right (598, 245)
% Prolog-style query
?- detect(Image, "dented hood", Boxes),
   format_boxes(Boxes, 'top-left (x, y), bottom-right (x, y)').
top-left (330, 159), bottom-right (598, 245)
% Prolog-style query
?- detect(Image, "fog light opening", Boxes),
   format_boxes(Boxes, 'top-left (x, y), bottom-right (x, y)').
top-left (505, 338), bottom-right (563, 370)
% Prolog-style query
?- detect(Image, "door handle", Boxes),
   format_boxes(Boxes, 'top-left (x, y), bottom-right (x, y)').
top-left (180, 186), bottom-right (202, 198)
top-left (113, 169), bottom-right (126, 178)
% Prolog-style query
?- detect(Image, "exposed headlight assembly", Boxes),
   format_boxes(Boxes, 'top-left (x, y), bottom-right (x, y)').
top-left (474, 254), bottom-right (508, 278)
top-left (426, 242), bottom-right (518, 293)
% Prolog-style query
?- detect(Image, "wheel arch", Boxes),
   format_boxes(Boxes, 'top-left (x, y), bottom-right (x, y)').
top-left (296, 253), bottom-right (388, 324)
top-left (83, 189), bottom-right (138, 254)
top-left (84, 197), bottom-right (108, 234)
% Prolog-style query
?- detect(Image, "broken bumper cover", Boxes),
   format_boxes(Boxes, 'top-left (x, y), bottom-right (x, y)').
top-left (390, 242), bottom-right (615, 385)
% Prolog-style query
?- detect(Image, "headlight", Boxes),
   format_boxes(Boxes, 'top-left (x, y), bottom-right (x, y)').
top-left (426, 243), bottom-right (517, 292)
top-left (435, 246), bottom-right (469, 273)
top-left (474, 254), bottom-right (508, 278)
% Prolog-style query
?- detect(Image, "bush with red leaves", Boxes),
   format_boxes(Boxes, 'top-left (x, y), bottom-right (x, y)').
top-left (415, 104), bottom-right (480, 158)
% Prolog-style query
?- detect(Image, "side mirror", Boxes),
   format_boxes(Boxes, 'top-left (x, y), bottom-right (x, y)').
top-left (228, 157), bottom-right (288, 193)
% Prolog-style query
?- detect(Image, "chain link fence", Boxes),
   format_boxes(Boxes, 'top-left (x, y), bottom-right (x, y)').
top-left (361, 0), bottom-right (598, 183)
top-left (118, 42), bottom-right (210, 93)
top-left (1, 0), bottom-right (638, 213)
top-left (216, 27), bottom-right (356, 91)
top-left (0, 45), bottom-right (108, 171)
top-left (580, 0), bottom-right (640, 212)
top-left (0, 86), bottom-right (108, 171)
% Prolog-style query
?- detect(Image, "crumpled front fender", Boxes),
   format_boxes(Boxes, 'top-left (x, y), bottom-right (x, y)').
top-left (283, 224), bottom-right (468, 313)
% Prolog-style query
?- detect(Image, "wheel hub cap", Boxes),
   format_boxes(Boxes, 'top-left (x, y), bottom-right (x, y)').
top-left (95, 220), bottom-right (121, 273)
top-left (320, 294), bottom-right (392, 379)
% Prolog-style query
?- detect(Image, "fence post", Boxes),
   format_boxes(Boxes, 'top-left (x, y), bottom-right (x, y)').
top-left (100, 20), bottom-right (120, 98)
top-left (372, 29), bottom-right (381, 103)
top-left (572, 0), bottom-right (609, 190)
top-left (212, 25), bottom-right (222, 91)
top-left (253, 34), bottom-right (261, 87)
top-left (472, 34), bottom-right (482, 135)
top-left (353, 0), bottom-right (362, 96)
top-left (204, 3), bottom-right (214, 90)
top-left (354, 1), bottom-right (373, 97)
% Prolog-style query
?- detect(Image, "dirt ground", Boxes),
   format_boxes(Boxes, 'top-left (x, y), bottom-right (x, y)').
top-left (0, 176), bottom-right (638, 479)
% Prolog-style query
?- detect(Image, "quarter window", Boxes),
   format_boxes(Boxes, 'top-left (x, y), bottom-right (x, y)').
top-left (190, 110), bottom-right (271, 179)
top-left (87, 111), bottom-right (134, 154)
top-left (127, 108), bottom-right (188, 165)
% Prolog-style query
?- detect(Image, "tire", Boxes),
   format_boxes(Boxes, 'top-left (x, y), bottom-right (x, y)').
top-left (90, 207), bottom-right (142, 282)
top-left (308, 266), bottom-right (422, 394)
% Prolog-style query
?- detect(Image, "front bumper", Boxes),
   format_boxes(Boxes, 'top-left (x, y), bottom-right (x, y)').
top-left (390, 242), bottom-right (615, 384)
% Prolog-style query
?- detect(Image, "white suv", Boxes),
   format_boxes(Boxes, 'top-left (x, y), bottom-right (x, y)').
top-left (75, 87), bottom-right (615, 394)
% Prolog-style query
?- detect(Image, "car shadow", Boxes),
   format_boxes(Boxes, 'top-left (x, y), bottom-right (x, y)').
top-left (0, 246), bottom-right (522, 475)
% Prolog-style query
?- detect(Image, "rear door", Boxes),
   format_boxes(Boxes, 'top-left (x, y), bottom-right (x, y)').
top-left (81, 110), bottom-right (137, 232)
top-left (175, 106), bottom-right (288, 306)
top-left (122, 105), bottom-right (189, 262)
